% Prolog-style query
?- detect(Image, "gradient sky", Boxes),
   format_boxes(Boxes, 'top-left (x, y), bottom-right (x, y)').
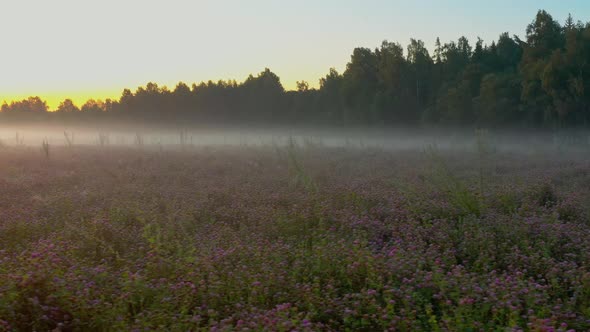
top-left (1, 0), bottom-right (589, 109)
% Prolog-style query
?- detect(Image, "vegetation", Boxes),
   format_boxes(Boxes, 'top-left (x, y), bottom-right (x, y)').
top-left (0, 143), bottom-right (589, 331)
top-left (2, 10), bottom-right (590, 128)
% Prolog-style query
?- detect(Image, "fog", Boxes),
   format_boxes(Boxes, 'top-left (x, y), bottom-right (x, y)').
top-left (1, 124), bottom-right (590, 156)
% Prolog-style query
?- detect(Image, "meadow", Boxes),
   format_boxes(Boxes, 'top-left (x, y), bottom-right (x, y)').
top-left (0, 134), bottom-right (589, 331)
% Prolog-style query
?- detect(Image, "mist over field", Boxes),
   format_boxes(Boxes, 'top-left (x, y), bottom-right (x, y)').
top-left (2, 124), bottom-right (590, 153)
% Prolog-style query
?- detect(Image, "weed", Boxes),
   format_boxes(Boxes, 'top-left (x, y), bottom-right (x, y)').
top-left (15, 132), bottom-right (24, 146)
top-left (98, 132), bottom-right (110, 146)
top-left (134, 132), bottom-right (144, 146)
top-left (286, 137), bottom-right (318, 193)
top-left (41, 138), bottom-right (50, 158)
top-left (64, 131), bottom-right (74, 147)
top-left (423, 144), bottom-right (483, 217)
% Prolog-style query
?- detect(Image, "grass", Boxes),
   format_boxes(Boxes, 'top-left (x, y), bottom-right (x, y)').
top-left (64, 131), bottom-right (74, 147)
top-left (14, 132), bottom-right (24, 146)
top-left (422, 144), bottom-right (483, 217)
top-left (0, 144), bottom-right (589, 331)
top-left (134, 133), bottom-right (144, 147)
top-left (97, 132), bottom-right (110, 146)
top-left (41, 139), bottom-right (50, 159)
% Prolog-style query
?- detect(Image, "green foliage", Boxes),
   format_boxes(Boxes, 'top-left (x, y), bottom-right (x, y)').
top-left (423, 145), bottom-right (483, 217)
top-left (495, 191), bottom-right (523, 214)
top-left (286, 137), bottom-right (318, 194)
top-left (531, 182), bottom-right (558, 207)
top-left (475, 129), bottom-right (495, 196)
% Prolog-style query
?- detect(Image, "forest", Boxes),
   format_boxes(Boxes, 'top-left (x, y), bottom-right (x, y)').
top-left (2, 10), bottom-right (589, 128)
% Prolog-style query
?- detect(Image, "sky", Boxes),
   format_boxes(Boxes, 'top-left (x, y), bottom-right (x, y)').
top-left (0, 0), bottom-right (589, 109)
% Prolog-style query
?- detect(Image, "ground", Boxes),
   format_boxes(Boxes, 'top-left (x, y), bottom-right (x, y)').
top-left (0, 142), bottom-right (589, 331)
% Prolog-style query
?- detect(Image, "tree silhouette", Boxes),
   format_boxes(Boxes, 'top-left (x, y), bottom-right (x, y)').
top-left (56, 99), bottom-right (80, 113)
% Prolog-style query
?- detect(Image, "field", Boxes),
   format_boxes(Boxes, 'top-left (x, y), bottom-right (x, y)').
top-left (0, 137), bottom-right (589, 331)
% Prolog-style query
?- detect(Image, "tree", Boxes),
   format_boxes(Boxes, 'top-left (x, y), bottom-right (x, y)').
top-left (472, 37), bottom-right (484, 63)
top-left (1, 97), bottom-right (48, 113)
top-left (117, 88), bottom-right (134, 114)
top-left (56, 99), bottom-right (80, 113)
top-left (342, 47), bottom-right (379, 123)
top-left (520, 10), bottom-right (565, 126)
top-left (441, 37), bottom-right (471, 81)
top-left (315, 68), bottom-right (344, 122)
top-left (524, 10), bottom-right (564, 60)
top-left (496, 33), bottom-right (522, 70)
top-left (434, 37), bottom-right (442, 64)
top-left (436, 81), bottom-right (473, 124)
top-left (474, 73), bottom-right (521, 125)
top-left (172, 82), bottom-right (193, 118)
top-left (374, 41), bottom-right (411, 123)
top-left (241, 68), bottom-right (285, 121)
top-left (407, 39), bottom-right (433, 109)
top-left (81, 99), bottom-right (105, 113)
top-left (296, 81), bottom-right (310, 92)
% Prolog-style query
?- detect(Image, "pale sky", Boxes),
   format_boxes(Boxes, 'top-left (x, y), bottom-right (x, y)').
top-left (0, 0), bottom-right (589, 109)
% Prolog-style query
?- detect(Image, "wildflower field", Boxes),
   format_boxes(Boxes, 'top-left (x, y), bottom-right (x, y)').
top-left (0, 142), bottom-right (589, 331)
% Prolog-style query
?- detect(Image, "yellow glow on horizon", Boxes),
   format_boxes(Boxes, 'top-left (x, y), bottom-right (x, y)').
top-left (0, 78), bottom-right (319, 111)
top-left (1, 90), bottom-right (122, 111)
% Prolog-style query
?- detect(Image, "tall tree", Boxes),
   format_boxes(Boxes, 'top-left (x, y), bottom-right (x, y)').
top-left (56, 99), bottom-right (80, 113)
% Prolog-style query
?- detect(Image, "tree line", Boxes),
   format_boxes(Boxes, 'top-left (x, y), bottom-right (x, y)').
top-left (2, 10), bottom-right (589, 128)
